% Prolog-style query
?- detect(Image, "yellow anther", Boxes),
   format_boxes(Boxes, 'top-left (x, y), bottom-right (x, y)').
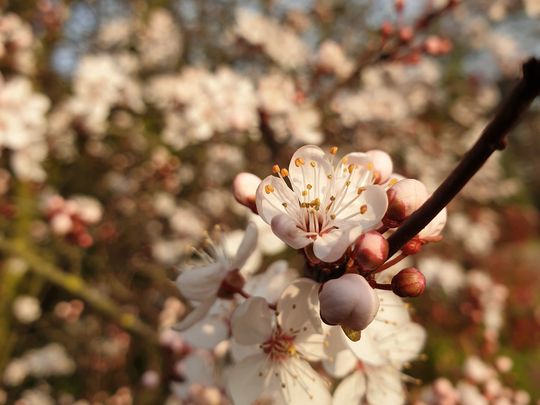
top-left (294, 158), bottom-right (305, 167)
top-left (288, 345), bottom-right (297, 356)
top-left (348, 164), bottom-right (356, 174)
top-left (302, 190), bottom-right (308, 196)
top-left (341, 157), bottom-right (348, 164)
top-left (327, 174), bottom-right (333, 179)
top-left (345, 180), bottom-right (351, 186)
top-left (329, 146), bottom-right (338, 155)
top-left (272, 164), bottom-right (280, 174)
top-left (367, 162), bottom-right (374, 171)
top-left (357, 187), bottom-right (366, 195)
top-left (360, 204), bottom-right (368, 214)
top-left (280, 168), bottom-right (289, 177)
top-left (282, 202), bottom-right (288, 208)
top-left (330, 196), bottom-right (336, 201)
top-left (388, 178), bottom-right (398, 187)
top-left (310, 160), bottom-right (316, 168)
top-left (264, 184), bottom-right (275, 194)
top-left (330, 214), bottom-right (336, 220)
top-left (306, 184), bottom-right (313, 190)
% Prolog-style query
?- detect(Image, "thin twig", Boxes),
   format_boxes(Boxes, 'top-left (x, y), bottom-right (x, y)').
top-left (387, 58), bottom-right (540, 257)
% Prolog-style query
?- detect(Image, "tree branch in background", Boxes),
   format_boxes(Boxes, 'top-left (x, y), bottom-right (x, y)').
top-left (0, 238), bottom-right (159, 345)
top-left (387, 58), bottom-right (540, 257)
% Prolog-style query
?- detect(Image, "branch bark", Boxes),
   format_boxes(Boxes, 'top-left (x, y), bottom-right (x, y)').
top-left (387, 58), bottom-right (540, 257)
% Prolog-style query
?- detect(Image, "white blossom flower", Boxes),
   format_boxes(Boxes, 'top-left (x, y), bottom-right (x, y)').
top-left (256, 145), bottom-right (388, 262)
top-left (324, 291), bottom-right (426, 405)
top-left (174, 223), bottom-right (258, 330)
top-left (227, 279), bottom-right (331, 405)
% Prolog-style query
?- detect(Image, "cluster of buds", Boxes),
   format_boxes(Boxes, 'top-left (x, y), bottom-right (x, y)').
top-left (233, 144), bottom-right (445, 338)
top-left (44, 195), bottom-right (103, 247)
top-left (378, 0), bottom-right (456, 65)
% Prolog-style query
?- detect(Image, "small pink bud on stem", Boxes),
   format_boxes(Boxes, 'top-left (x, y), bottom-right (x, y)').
top-left (401, 236), bottom-right (423, 255)
top-left (384, 179), bottom-right (429, 227)
top-left (232, 172), bottom-right (261, 214)
top-left (353, 231), bottom-right (389, 272)
top-left (391, 267), bottom-right (426, 297)
top-left (399, 26), bottom-right (414, 43)
top-left (319, 273), bottom-right (380, 331)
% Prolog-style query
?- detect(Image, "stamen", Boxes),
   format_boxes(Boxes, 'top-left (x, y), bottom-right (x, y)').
top-left (329, 146), bottom-right (338, 155)
top-left (272, 164), bottom-right (280, 174)
top-left (280, 168), bottom-right (289, 177)
top-left (265, 184), bottom-right (275, 194)
top-left (360, 204), bottom-right (368, 214)
top-left (295, 158), bottom-right (305, 167)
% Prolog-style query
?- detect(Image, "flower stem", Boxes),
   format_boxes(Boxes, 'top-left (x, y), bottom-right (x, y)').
top-left (373, 253), bottom-right (408, 274)
top-left (387, 58), bottom-right (540, 258)
top-left (370, 281), bottom-right (393, 291)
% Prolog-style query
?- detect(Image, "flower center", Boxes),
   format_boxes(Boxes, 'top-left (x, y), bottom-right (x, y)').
top-left (260, 328), bottom-right (296, 362)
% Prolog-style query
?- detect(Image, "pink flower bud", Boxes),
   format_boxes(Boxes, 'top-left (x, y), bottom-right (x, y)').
top-left (366, 150), bottom-right (393, 184)
top-left (319, 273), bottom-right (380, 331)
top-left (401, 236), bottom-right (423, 255)
top-left (353, 231), bottom-right (389, 271)
top-left (384, 179), bottom-right (429, 225)
top-left (391, 267), bottom-right (426, 297)
top-left (232, 172), bottom-right (261, 214)
top-left (399, 26), bottom-right (414, 42)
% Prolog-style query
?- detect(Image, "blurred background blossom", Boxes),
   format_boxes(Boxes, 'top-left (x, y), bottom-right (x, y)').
top-left (0, 0), bottom-right (539, 404)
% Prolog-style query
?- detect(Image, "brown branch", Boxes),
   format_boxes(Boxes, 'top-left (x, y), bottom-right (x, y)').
top-left (387, 58), bottom-right (540, 257)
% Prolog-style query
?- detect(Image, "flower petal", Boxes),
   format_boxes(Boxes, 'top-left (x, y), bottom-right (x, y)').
top-left (256, 175), bottom-right (299, 224)
top-left (244, 260), bottom-right (297, 303)
top-left (419, 207), bottom-right (447, 241)
top-left (332, 371), bottom-right (366, 405)
top-left (322, 326), bottom-right (358, 378)
top-left (365, 364), bottom-right (405, 405)
top-left (176, 262), bottom-right (226, 302)
top-left (226, 353), bottom-right (274, 405)
top-left (231, 221), bottom-right (258, 270)
top-left (288, 145), bottom-right (332, 198)
top-left (172, 297), bottom-right (215, 331)
top-left (312, 228), bottom-right (353, 262)
top-left (278, 356), bottom-right (332, 404)
top-left (278, 278), bottom-right (323, 336)
top-left (271, 214), bottom-right (311, 249)
top-left (180, 315), bottom-right (229, 350)
top-left (333, 184), bottom-right (388, 230)
top-left (231, 297), bottom-right (274, 345)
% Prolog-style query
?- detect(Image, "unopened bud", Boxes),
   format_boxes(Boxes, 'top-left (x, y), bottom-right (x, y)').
top-left (319, 273), bottom-right (380, 331)
top-left (384, 179), bottom-right (429, 225)
top-left (399, 26), bottom-right (414, 43)
top-left (381, 21), bottom-right (394, 37)
top-left (353, 231), bottom-right (389, 271)
top-left (366, 150), bottom-right (393, 184)
top-left (424, 36), bottom-right (453, 56)
top-left (401, 236), bottom-right (423, 255)
top-left (391, 267), bottom-right (426, 297)
top-left (395, 0), bottom-right (405, 12)
top-left (232, 172), bottom-right (261, 214)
